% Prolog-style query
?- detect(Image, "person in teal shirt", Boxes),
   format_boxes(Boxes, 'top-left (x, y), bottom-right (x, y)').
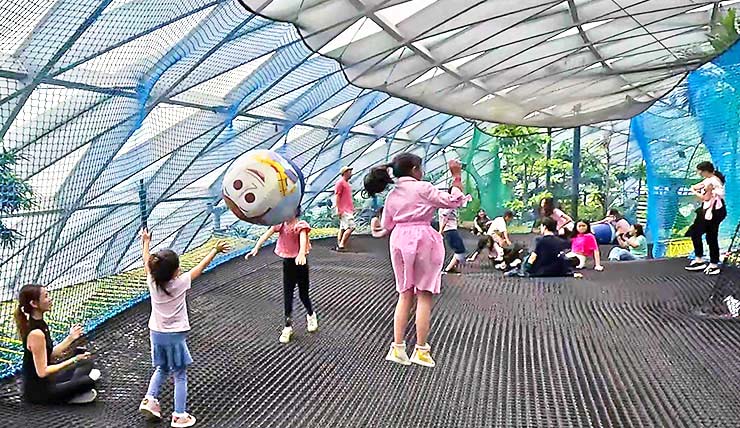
top-left (608, 224), bottom-right (647, 261)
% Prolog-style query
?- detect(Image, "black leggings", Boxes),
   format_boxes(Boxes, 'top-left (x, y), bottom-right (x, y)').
top-left (283, 258), bottom-right (313, 326)
top-left (690, 205), bottom-right (727, 264)
top-left (26, 360), bottom-right (96, 404)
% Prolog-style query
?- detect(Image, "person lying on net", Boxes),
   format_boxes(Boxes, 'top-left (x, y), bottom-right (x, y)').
top-left (15, 284), bottom-right (101, 405)
top-left (592, 208), bottom-right (631, 243)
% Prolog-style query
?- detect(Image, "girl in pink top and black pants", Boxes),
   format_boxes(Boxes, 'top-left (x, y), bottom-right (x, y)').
top-left (364, 154), bottom-right (469, 368)
top-left (247, 211), bottom-right (318, 344)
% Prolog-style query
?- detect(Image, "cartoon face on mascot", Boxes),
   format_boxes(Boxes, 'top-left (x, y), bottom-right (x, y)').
top-left (222, 150), bottom-right (305, 226)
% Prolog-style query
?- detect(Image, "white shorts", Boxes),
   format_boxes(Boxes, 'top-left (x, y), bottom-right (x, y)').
top-left (340, 212), bottom-right (356, 230)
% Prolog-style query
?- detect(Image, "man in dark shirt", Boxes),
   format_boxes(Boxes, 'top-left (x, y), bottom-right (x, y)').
top-left (527, 217), bottom-right (576, 277)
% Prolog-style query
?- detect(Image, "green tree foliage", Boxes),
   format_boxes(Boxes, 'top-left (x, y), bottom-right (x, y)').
top-left (474, 125), bottom-right (625, 224)
top-left (0, 149), bottom-right (34, 247)
top-left (710, 8), bottom-right (739, 53)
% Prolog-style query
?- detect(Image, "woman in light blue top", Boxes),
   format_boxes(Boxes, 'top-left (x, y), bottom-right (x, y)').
top-left (608, 224), bottom-right (647, 261)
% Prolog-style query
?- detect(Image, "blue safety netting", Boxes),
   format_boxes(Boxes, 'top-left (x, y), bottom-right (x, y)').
top-left (630, 41), bottom-right (740, 257)
top-left (0, 0), bottom-right (472, 377)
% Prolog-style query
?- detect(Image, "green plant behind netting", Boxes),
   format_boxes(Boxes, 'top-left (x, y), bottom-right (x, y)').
top-left (0, 147), bottom-right (33, 248)
top-left (710, 8), bottom-right (739, 53)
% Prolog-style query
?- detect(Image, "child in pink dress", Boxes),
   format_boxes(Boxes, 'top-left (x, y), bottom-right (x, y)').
top-left (247, 212), bottom-right (317, 344)
top-left (364, 153), bottom-right (470, 368)
top-left (567, 220), bottom-right (604, 271)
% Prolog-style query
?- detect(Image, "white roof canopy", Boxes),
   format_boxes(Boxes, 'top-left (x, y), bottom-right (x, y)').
top-left (241, 0), bottom-right (733, 127)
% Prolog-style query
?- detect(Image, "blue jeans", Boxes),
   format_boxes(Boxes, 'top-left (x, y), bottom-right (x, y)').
top-left (608, 247), bottom-right (643, 261)
top-left (146, 366), bottom-right (187, 414)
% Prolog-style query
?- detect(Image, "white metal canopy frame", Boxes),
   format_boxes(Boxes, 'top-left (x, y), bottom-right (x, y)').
top-left (239, 0), bottom-right (738, 127)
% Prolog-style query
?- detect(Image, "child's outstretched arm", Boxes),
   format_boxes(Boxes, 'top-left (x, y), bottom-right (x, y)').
top-left (594, 249), bottom-right (603, 271)
top-left (296, 230), bottom-right (309, 265)
top-left (245, 227), bottom-right (277, 259)
top-left (190, 240), bottom-right (230, 281)
top-left (420, 183), bottom-right (470, 209)
top-left (141, 228), bottom-right (151, 274)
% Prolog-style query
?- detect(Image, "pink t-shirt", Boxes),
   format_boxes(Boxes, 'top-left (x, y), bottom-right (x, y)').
top-left (334, 179), bottom-right (354, 215)
top-left (438, 207), bottom-right (459, 232)
top-left (382, 177), bottom-right (470, 230)
top-left (614, 218), bottom-right (631, 235)
top-left (551, 208), bottom-right (572, 230)
top-left (274, 220), bottom-right (311, 258)
top-left (148, 272), bottom-right (192, 333)
top-left (571, 233), bottom-right (598, 255)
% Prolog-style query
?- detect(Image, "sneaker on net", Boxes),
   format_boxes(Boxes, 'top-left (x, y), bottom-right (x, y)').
top-left (410, 344), bottom-right (436, 368)
top-left (385, 342), bottom-right (412, 366)
top-left (139, 397), bottom-right (162, 420)
top-left (68, 389), bottom-right (97, 404)
top-left (443, 268), bottom-right (462, 275)
top-left (279, 326), bottom-right (293, 344)
top-left (724, 296), bottom-right (740, 318)
top-left (685, 260), bottom-right (708, 271)
top-left (704, 265), bottom-right (721, 276)
top-left (307, 313), bottom-right (318, 332)
top-left (171, 413), bottom-right (197, 428)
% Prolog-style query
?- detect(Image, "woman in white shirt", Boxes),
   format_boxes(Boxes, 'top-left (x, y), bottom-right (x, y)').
top-left (685, 161), bottom-right (727, 275)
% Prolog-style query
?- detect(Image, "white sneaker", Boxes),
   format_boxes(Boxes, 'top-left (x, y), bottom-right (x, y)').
top-left (724, 296), bottom-right (740, 317)
top-left (171, 413), bottom-right (197, 428)
top-left (89, 368), bottom-right (101, 381)
top-left (409, 343), bottom-right (436, 368)
top-left (686, 260), bottom-right (708, 271)
top-left (68, 389), bottom-right (97, 404)
top-left (704, 265), bottom-right (721, 275)
top-left (139, 396), bottom-right (162, 420)
top-left (279, 326), bottom-right (293, 343)
top-left (385, 342), bottom-right (411, 366)
top-left (307, 313), bottom-right (318, 332)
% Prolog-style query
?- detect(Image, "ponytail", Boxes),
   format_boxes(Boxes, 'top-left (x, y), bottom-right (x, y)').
top-left (14, 306), bottom-right (29, 341)
top-left (363, 153), bottom-right (423, 197)
top-left (147, 250), bottom-right (180, 296)
top-left (715, 170), bottom-right (726, 184)
top-left (364, 164), bottom-right (394, 197)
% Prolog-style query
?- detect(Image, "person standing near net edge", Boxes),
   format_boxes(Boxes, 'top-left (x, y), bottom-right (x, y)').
top-left (686, 161), bottom-right (727, 275)
top-left (333, 166), bottom-right (355, 252)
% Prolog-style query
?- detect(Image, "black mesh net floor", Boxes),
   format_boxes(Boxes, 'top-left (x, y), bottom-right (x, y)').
top-left (1, 235), bottom-right (739, 428)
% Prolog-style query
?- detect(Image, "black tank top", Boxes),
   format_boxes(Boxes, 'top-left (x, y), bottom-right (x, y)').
top-left (22, 318), bottom-right (53, 401)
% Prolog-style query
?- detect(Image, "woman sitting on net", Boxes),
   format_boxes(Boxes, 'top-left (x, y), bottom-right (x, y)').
top-left (472, 210), bottom-right (492, 235)
top-left (608, 224), bottom-right (648, 261)
top-left (15, 284), bottom-right (101, 404)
